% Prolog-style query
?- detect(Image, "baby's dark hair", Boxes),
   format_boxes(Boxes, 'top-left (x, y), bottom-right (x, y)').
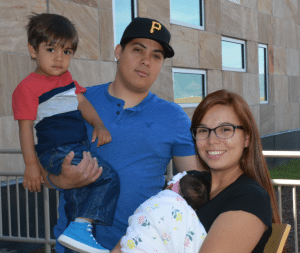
top-left (179, 171), bottom-right (210, 210)
top-left (26, 13), bottom-right (79, 53)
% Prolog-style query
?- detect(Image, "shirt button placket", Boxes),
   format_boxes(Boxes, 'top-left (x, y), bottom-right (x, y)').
top-left (116, 103), bottom-right (121, 115)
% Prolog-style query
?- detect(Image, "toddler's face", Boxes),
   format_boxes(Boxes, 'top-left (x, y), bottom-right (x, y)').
top-left (28, 41), bottom-right (74, 76)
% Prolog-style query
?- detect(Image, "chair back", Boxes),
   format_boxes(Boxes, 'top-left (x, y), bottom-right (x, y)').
top-left (263, 223), bottom-right (291, 253)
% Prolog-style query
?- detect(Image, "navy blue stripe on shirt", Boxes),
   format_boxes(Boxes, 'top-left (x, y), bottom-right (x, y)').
top-left (39, 82), bottom-right (75, 104)
top-left (34, 110), bottom-right (88, 155)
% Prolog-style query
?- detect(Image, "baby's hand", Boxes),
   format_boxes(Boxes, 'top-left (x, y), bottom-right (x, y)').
top-left (23, 164), bottom-right (44, 192)
top-left (165, 183), bottom-right (173, 190)
top-left (92, 125), bottom-right (112, 147)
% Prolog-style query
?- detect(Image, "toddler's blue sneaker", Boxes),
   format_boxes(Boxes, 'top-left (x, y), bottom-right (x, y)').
top-left (58, 222), bottom-right (110, 253)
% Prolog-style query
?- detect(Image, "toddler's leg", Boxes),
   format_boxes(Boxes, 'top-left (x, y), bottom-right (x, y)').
top-left (76, 162), bottom-right (120, 226)
top-left (58, 167), bottom-right (118, 252)
top-left (56, 141), bottom-right (113, 253)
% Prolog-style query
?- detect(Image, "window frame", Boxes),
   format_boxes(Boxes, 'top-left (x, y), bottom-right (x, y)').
top-left (258, 44), bottom-right (268, 104)
top-left (227, 0), bottom-right (240, 4)
top-left (172, 68), bottom-right (207, 108)
top-left (112, 0), bottom-right (137, 49)
top-left (222, 37), bottom-right (246, 72)
top-left (170, 0), bottom-right (205, 31)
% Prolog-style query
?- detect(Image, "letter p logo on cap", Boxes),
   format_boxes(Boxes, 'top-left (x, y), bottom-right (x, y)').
top-left (150, 21), bottom-right (162, 34)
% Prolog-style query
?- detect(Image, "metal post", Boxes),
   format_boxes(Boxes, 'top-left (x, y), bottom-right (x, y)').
top-left (278, 186), bottom-right (282, 222)
top-left (44, 186), bottom-right (52, 253)
top-left (16, 178), bottom-right (20, 237)
top-left (292, 186), bottom-right (298, 253)
top-left (0, 180), bottom-right (2, 236)
top-left (166, 161), bottom-right (173, 183)
top-left (7, 177), bottom-right (12, 237)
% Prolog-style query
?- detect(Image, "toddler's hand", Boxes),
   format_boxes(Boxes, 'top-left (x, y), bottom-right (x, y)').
top-left (92, 125), bottom-right (111, 147)
top-left (23, 164), bottom-right (44, 192)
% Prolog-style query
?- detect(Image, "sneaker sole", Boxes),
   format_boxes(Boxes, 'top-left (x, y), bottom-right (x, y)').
top-left (58, 234), bottom-right (110, 253)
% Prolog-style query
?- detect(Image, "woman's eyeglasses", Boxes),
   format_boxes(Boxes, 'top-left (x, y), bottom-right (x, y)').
top-left (191, 124), bottom-right (244, 140)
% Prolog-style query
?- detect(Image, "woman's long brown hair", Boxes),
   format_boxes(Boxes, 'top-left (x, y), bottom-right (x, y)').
top-left (191, 90), bottom-right (282, 243)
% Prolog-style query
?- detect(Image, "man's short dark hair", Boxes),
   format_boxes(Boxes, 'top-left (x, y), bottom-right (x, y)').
top-left (26, 13), bottom-right (79, 53)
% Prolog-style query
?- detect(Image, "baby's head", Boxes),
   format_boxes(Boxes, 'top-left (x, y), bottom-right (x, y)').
top-left (168, 171), bottom-right (210, 211)
top-left (26, 13), bottom-right (79, 54)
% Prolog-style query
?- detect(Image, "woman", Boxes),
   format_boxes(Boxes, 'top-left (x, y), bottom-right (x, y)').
top-left (113, 89), bottom-right (282, 253)
top-left (192, 90), bottom-right (282, 253)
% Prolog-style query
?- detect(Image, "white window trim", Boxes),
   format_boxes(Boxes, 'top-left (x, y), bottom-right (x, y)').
top-left (112, 0), bottom-right (137, 49)
top-left (227, 0), bottom-right (240, 4)
top-left (170, 0), bottom-right (205, 31)
top-left (222, 37), bottom-right (246, 72)
top-left (172, 68), bottom-right (207, 108)
top-left (258, 43), bottom-right (269, 104)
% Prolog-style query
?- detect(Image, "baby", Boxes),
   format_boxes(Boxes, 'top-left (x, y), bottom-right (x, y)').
top-left (119, 171), bottom-right (210, 253)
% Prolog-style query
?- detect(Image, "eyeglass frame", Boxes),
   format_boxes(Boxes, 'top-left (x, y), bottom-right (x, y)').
top-left (191, 124), bottom-right (245, 140)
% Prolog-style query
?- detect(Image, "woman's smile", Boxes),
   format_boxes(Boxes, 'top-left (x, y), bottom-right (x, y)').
top-left (206, 150), bottom-right (226, 159)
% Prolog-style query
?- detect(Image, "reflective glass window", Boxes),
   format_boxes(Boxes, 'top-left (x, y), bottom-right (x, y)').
top-left (170, 0), bottom-right (204, 29)
top-left (259, 44), bottom-right (268, 102)
top-left (113, 0), bottom-right (136, 46)
top-left (173, 69), bottom-right (206, 107)
top-left (222, 38), bottom-right (246, 71)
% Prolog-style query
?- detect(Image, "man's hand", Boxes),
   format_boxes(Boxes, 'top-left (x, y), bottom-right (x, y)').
top-left (23, 164), bottom-right (44, 192)
top-left (92, 125), bottom-right (112, 147)
top-left (48, 151), bottom-right (103, 189)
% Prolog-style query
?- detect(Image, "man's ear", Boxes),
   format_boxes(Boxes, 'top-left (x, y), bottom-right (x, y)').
top-left (27, 43), bottom-right (37, 59)
top-left (114, 44), bottom-right (122, 61)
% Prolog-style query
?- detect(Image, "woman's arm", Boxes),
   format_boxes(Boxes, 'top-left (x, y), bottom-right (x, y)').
top-left (199, 211), bottom-right (267, 253)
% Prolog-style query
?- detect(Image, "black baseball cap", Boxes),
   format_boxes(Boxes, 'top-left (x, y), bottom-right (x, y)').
top-left (120, 17), bottom-right (175, 58)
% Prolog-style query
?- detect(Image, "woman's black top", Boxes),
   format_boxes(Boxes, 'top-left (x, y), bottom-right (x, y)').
top-left (196, 173), bottom-right (272, 253)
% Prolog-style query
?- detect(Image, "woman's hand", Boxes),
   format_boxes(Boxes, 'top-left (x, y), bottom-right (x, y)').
top-left (47, 151), bottom-right (102, 189)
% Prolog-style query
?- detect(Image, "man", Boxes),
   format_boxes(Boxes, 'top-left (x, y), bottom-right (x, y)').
top-left (43, 17), bottom-right (202, 252)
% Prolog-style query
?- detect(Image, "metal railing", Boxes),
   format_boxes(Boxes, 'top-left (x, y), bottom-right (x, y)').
top-left (0, 174), bottom-right (59, 252)
top-left (263, 151), bottom-right (300, 253)
top-left (0, 149), bottom-right (299, 252)
top-left (0, 149), bottom-right (58, 252)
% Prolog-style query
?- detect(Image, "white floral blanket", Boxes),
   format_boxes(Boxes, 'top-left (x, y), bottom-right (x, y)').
top-left (120, 190), bottom-right (207, 253)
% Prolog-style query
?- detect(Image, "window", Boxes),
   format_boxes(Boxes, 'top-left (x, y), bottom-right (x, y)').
top-left (113, 0), bottom-right (137, 47)
top-left (227, 0), bottom-right (240, 4)
top-left (170, 0), bottom-right (204, 30)
top-left (258, 44), bottom-right (268, 103)
top-left (222, 37), bottom-right (246, 72)
top-left (172, 68), bottom-right (206, 107)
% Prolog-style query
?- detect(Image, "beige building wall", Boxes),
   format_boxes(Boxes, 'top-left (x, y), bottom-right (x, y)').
top-left (0, 0), bottom-right (299, 173)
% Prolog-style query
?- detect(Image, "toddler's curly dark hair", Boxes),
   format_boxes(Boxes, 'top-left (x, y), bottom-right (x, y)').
top-left (26, 13), bottom-right (79, 53)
